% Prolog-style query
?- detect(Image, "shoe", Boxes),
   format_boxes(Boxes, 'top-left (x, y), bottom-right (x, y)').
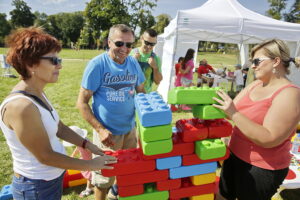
top-left (79, 188), bottom-right (93, 198)
top-left (107, 184), bottom-right (118, 200)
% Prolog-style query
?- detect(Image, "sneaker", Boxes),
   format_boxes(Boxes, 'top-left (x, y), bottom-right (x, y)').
top-left (107, 184), bottom-right (118, 200)
top-left (79, 188), bottom-right (93, 198)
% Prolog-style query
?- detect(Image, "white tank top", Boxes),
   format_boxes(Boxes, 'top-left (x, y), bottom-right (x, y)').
top-left (0, 95), bottom-right (65, 180)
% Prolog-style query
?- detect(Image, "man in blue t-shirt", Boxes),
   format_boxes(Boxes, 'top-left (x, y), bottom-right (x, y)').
top-left (77, 24), bottom-right (145, 200)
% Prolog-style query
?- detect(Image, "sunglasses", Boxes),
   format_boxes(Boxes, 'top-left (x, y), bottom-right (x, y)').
top-left (251, 57), bottom-right (271, 66)
top-left (111, 40), bottom-right (134, 48)
top-left (40, 56), bottom-right (62, 65)
top-left (144, 40), bottom-right (156, 47)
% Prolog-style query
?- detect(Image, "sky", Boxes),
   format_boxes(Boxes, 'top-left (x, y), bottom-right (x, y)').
top-left (0, 0), bottom-right (295, 19)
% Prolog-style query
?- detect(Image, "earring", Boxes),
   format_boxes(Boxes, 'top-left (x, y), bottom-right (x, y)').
top-left (32, 71), bottom-right (35, 75)
top-left (272, 68), bottom-right (277, 74)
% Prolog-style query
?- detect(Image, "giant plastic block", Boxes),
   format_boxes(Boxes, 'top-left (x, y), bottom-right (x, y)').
top-left (169, 178), bottom-right (215, 199)
top-left (142, 133), bottom-right (194, 160)
top-left (182, 148), bottom-right (230, 166)
top-left (169, 162), bottom-right (217, 179)
top-left (119, 183), bottom-right (169, 200)
top-left (190, 193), bottom-right (214, 200)
top-left (156, 156), bottom-right (182, 170)
top-left (119, 184), bottom-right (144, 197)
top-left (176, 118), bottom-right (208, 142)
top-left (69, 178), bottom-right (87, 187)
top-left (195, 139), bottom-right (226, 160)
top-left (190, 172), bottom-right (216, 185)
top-left (101, 148), bottom-right (156, 177)
top-left (140, 138), bottom-right (173, 156)
top-left (116, 169), bottom-right (169, 186)
top-left (135, 92), bottom-right (172, 127)
top-left (63, 169), bottom-right (86, 188)
top-left (192, 105), bottom-right (225, 120)
top-left (205, 119), bottom-right (232, 138)
top-left (137, 118), bottom-right (172, 142)
top-left (0, 185), bottom-right (12, 200)
top-left (156, 178), bottom-right (181, 191)
top-left (168, 86), bottom-right (220, 104)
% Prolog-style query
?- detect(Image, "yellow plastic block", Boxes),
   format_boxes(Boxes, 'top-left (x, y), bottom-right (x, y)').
top-left (67, 169), bottom-right (81, 175)
top-left (190, 172), bottom-right (216, 185)
top-left (190, 193), bottom-right (214, 200)
top-left (69, 178), bottom-right (87, 187)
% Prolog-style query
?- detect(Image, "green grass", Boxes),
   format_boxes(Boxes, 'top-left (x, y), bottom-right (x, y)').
top-left (0, 48), bottom-right (298, 199)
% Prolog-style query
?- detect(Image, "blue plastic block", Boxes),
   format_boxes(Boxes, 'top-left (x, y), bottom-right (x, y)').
top-left (0, 184), bottom-right (13, 200)
top-left (135, 92), bottom-right (172, 127)
top-left (156, 156), bottom-right (182, 170)
top-left (169, 162), bottom-right (217, 179)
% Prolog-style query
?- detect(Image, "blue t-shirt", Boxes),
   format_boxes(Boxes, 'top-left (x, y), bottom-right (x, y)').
top-left (81, 53), bottom-right (145, 135)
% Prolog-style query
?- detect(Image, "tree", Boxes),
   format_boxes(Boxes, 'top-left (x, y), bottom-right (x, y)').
top-left (0, 13), bottom-right (11, 46)
top-left (34, 11), bottom-right (49, 28)
top-left (266, 0), bottom-right (287, 20)
top-left (10, 0), bottom-right (35, 28)
top-left (284, 0), bottom-right (300, 23)
top-left (152, 14), bottom-right (171, 34)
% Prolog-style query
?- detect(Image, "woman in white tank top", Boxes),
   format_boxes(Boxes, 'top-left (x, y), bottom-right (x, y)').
top-left (0, 27), bottom-right (116, 200)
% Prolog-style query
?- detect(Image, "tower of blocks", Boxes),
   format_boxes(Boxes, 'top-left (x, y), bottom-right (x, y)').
top-left (100, 89), bottom-right (232, 200)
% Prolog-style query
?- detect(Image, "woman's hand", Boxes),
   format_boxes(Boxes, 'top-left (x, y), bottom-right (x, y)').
top-left (212, 90), bottom-right (238, 119)
top-left (90, 155), bottom-right (117, 170)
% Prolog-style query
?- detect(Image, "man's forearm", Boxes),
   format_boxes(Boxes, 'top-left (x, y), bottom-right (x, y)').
top-left (153, 67), bottom-right (162, 84)
top-left (78, 103), bottom-right (105, 133)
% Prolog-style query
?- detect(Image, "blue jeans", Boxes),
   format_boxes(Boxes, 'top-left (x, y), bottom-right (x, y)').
top-left (12, 172), bottom-right (65, 200)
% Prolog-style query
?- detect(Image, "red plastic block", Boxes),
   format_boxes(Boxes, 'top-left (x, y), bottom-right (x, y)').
top-left (169, 178), bottom-right (215, 199)
top-left (142, 133), bottom-right (194, 160)
top-left (116, 169), bottom-right (169, 186)
top-left (118, 184), bottom-right (144, 197)
top-left (176, 118), bottom-right (208, 142)
top-left (205, 119), bottom-right (232, 138)
top-left (157, 178), bottom-right (181, 191)
top-left (182, 148), bottom-right (230, 166)
top-left (102, 148), bottom-right (155, 177)
top-left (63, 170), bottom-right (84, 188)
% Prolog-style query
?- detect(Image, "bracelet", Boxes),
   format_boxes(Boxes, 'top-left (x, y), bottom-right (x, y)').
top-left (82, 138), bottom-right (88, 149)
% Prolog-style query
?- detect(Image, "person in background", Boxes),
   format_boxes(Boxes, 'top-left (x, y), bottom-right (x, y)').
top-left (197, 59), bottom-right (216, 87)
top-left (180, 48), bottom-right (195, 87)
top-left (77, 24), bottom-right (145, 200)
top-left (242, 67), bottom-right (249, 87)
top-left (213, 39), bottom-right (300, 200)
top-left (233, 64), bottom-right (244, 93)
top-left (131, 28), bottom-right (162, 93)
top-left (175, 57), bottom-right (184, 87)
top-left (0, 27), bottom-right (116, 200)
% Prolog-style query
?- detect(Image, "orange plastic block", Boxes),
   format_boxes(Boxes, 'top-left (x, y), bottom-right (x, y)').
top-left (176, 118), bottom-right (208, 142)
top-left (190, 173), bottom-right (216, 185)
top-left (69, 178), bottom-right (87, 187)
top-left (206, 119), bottom-right (232, 138)
top-left (156, 178), bottom-right (181, 191)
top-left (63, 169), bottom-right (84, 188)
top-left (101, 148), bottom-right (155, 177)
top-left (190, 193), bottom-right (215, 200)
top-left (118, 184), bottom-right (144, 197)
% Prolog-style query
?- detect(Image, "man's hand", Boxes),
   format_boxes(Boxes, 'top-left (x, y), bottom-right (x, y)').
top-left (148, 57), bottom-right (157, 69)
top-left (98, 128), bottom-right (114, 147)
top-left (134, 52), bottom-right (141, 60)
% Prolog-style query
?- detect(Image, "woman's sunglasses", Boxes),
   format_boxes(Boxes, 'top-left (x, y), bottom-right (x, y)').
top-left (40, 56), bottom-right (62, 65)
top-left (111, 40), bottom-right (134, 48)
top-left (251, 57), bottom-right (271, 66)
top-left (144, 40), bottom-right (156, 47)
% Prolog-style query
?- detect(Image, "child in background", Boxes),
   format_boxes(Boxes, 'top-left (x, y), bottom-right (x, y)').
top-left (174, 57), bottom-right (184, 87)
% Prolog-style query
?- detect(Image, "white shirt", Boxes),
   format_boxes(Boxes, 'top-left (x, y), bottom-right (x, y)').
top-left (234, 69), bottom-right (244, 86)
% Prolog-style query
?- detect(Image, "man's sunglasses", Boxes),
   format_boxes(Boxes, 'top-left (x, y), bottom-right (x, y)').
top-left (111, 40), bottom-right (134, 48)
top-left (144, 40), bottom-right (156, 47)
top-left (40, 56), bottom-right (62, 65)
top-left (251, 57), bottom-right (271, 66)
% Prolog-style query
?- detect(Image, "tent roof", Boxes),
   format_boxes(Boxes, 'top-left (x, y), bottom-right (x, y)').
top-left (163, 0), bottom-right (300, 44)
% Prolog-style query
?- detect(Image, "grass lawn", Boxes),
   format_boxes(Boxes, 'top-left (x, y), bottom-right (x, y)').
top-left (0, 48), bottom-right (298, 199)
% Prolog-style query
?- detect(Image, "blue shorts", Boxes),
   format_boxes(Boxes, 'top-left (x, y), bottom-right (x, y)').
top-left (12, 172), bottom-right (65, 200)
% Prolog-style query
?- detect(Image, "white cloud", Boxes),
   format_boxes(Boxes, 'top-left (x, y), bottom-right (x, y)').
top-left (38, 0), bottom-right (68, 5)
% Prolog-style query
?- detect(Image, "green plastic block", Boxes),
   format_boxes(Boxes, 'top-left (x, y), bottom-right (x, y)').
top-left (137, 118), bottom-right (172, 142)
top-left (141, 138), bottom-right (173, 156)
top-left (119, 183), bottom-right (169, 200)
top-left (195, 138), bottom-right (226, 160)
top-left (168, 86), bottom-right (221, 104)
top-left (192, 105), bottom-right (225, 119)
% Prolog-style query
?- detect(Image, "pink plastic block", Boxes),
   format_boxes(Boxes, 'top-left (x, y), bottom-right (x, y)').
top-left (176, 118), bottom-right (208, 142)
top-left (157, 178), bottom-right (181, 191)
top-left (182, 148), bottom-right (230, 166)
top-left (102, 148), bottom-right (155, 177)
top-left (169, 177), bottom-right (215, 199)
top-left (118, 184), bottom-right (144, 197)
top-left (205, 119), bottom-right (232, 138)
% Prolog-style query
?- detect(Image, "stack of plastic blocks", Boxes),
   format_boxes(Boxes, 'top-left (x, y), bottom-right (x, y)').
top-left (63, 169), bottom-right (87, 188)
top-left (135, 92), bottom-right (173, 156)
top-left (0, 185), bottom-right (12, 200)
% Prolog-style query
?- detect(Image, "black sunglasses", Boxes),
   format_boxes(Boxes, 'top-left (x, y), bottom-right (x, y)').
top-left (144, 40), bottom-right (156, 47)
top-left (111, 40), bottom-right (134, 48)
top-left (40, 56), bottom-right (62, 65)
top-left (251, 57), bottom-right (270, 66)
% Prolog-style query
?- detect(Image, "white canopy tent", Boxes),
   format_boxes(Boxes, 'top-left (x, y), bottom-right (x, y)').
top-left (156, 0), bottom-right (300, 101)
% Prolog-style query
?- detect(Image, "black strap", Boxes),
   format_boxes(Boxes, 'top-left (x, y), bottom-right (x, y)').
top-left (10, 90), bottom-right (55, 121)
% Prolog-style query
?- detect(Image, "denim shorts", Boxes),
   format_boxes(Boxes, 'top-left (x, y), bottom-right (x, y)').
top-left (12, 172), bottom-right (65, 200)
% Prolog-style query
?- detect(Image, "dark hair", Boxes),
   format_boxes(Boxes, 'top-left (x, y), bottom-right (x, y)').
top-left (5, 27), bottom-right (61, 80)
top-left (178, 57), bottom-right (184, 63)
top-left (144, 28), bottom-right (158, 38)
top-left (181, 48), bottom-right (195, 70)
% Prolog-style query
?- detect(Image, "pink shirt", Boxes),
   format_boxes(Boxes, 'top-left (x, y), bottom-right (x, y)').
top-left (230, 82), bottom-right (298, 170)
top-left (181, 59), bottom-right (194, 80)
